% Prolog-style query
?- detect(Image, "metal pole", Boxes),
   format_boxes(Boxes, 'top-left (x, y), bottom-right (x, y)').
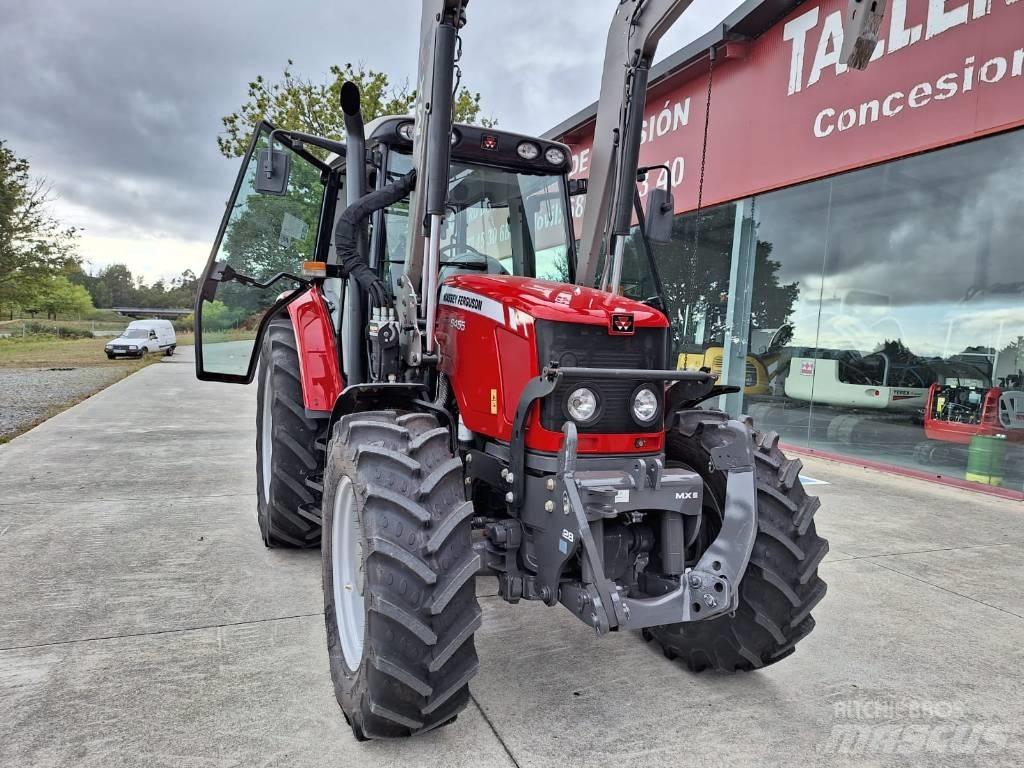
top-left (721, 198), bottom-right (756, 416)
top-left (607, 236), bottom-right (626, 295)
top-left (424, 213), bottom-right (443, 354)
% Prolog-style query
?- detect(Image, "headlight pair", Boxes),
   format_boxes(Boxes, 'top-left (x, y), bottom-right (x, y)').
top-left (563, 384), bottom-right (660, 428)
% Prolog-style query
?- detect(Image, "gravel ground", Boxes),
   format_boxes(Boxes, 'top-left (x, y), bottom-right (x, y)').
top-left (0, 367), bottom-right (125, 439)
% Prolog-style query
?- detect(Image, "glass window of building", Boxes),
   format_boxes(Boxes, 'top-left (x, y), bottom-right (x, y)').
top-left (737, 130), bottom-right (1023, 492)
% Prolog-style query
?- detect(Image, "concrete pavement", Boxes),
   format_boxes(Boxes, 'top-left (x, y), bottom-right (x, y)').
top-left (1, 348), bottom-right (1022, 767)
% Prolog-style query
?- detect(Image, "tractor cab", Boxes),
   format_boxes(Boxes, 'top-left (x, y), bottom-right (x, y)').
top-left (342, 116), bottom-right (576, 300)
top-left (193, 116), bottom-right (576, 384)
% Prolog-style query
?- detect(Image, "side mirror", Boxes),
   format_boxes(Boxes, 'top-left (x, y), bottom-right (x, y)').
top-left (254, 148), bottom-right (291, 195)
top-left (644, 187), bottom-right (674, 244)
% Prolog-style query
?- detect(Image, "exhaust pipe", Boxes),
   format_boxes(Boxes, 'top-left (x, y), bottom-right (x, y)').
top-left (339, 81), bottom-right (368, 386)
top-left (340, 81), bottom-right (367, 206)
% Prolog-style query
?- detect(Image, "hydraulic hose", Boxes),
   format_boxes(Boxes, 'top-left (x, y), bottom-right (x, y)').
top-left (333, 169), bottom-right (417, 309)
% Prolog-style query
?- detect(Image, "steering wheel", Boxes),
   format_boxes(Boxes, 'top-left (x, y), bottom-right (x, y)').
top-left (438, 244), bottom-right (508, 276)
top-left (440, 242), bottom-right (488, 263)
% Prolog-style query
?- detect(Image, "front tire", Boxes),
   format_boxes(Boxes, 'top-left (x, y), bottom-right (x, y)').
top-left (646, 411), bottom-right (828, 671)
top-left (321, 410), bottom-right (481, 740)
top-left (255, 317), bottom-right (327, 548)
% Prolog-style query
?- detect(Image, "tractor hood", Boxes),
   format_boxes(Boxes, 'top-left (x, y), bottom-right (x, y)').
top-left (442, 274), bottom-right (668, 328)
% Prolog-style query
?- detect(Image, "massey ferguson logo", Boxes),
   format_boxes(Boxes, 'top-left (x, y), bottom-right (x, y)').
top-left (610, 313), bottom-right (635, 335)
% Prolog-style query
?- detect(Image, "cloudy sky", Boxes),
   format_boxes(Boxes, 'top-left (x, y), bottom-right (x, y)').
top-left (0, 0), bottom-right (740, 283)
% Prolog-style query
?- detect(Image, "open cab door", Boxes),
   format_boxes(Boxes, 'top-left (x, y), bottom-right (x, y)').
top-left (194, 121), bottom-right (332, 383)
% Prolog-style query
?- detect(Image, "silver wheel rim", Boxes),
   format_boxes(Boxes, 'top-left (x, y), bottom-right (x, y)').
top-left (332, 476), bottom-right (365, 669)
top-left (261, 367), bottom-right (273, 503)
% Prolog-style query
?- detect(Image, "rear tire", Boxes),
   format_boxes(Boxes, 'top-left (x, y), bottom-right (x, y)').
top-left (321, 410), bottom-right (480, 740)
top-left (647, 411), bottom-right (828, 672)
top-left (255, 317), bottom-right (327, 548)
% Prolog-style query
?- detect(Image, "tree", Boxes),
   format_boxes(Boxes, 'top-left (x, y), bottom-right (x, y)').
top-left (218, 61), bottom-right (491, 158)
top-left (66, 262), bottom-right (198, 311)
top-left (201, 299), bottom-right (246, 331)
top-left (95, 263), bottom-right (137, 307)
top-left (637, 203), bottom-right (800, 355)
top-left (0, 140), bottom-right (80, 315)
top-left (34, 275), bottom-right (94, 319)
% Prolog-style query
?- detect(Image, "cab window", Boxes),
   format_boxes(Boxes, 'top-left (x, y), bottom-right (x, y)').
top-left (381, 150), bottom-right (572, 288)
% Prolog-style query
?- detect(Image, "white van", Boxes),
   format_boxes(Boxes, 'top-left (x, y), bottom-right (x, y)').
top-left (105, 319), bottom-right (177, 359)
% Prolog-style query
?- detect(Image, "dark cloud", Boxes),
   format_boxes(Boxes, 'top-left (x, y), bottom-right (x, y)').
top-left (0, 0), bottom-right (736, 267)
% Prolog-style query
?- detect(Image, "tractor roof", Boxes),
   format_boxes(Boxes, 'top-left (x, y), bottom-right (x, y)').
top-left (327, 116), bottom-right (572, 176)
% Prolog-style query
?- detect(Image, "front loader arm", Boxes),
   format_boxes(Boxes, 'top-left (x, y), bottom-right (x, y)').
top-left (575, 0), bottom-right (888, 291)
top-left (576, 0), bottom-right (696, 290)
top-left (399, 0), bottom-right (467, 362)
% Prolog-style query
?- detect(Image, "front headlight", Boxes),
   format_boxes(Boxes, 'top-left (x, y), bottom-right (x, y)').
top-left (397, 121), bottom-right (415, 141)
top-left (516, 141), bottom-right (540, 160)
top-left (544, 146), bottom-right (566, 165)
top-left (566, 387), bottom-right (599, 424)
top-left (631, 385), bottom-right (660, 426)
top-left (128, 345), bottom-right (138, 351)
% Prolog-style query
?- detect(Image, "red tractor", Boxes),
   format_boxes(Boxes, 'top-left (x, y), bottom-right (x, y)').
top-left (193, 0), bottom-right (881, 742)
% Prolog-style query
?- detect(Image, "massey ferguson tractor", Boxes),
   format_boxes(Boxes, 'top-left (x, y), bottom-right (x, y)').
top-left (195, 0), bottom-right (886, 741)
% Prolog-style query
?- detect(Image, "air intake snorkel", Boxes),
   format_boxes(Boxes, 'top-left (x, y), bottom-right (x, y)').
top-left (334, 82), bottom-right (417, 386)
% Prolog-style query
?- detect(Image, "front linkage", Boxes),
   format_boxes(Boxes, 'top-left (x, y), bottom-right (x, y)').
top-left (469, 365), bottom-right (759, 634)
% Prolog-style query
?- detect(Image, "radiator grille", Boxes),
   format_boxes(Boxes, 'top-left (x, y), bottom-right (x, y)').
top-left (534, 320), bottom-right (667, 434)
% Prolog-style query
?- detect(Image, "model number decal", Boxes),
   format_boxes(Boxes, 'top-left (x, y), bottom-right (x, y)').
top-left (675, 491), bottom-right (699, 500)
top-left (561, 529), bottom-right (575, 543)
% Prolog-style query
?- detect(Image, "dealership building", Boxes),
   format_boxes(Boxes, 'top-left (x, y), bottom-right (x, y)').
top-left (547, 0), bottom-right (1024, 496)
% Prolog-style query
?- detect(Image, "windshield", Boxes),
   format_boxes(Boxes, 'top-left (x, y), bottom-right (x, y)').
top-left (382, 152), bottom-right (573, 287)
top-left (122, 328), bottom-right (151, 339)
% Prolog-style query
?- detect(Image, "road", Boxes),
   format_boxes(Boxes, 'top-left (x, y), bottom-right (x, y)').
top-left (1, 348), bottom-right (1022, 767)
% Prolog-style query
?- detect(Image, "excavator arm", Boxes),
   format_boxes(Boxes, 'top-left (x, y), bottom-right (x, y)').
top-left (575, 0), bottom-right (888, 291)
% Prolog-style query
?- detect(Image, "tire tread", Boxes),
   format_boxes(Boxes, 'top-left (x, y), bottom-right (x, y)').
top-left (650, 410), bottom-right (828, 672)
top-left (256, 318), bottom-right (326, 548)
top-left (322, 410), bottom-right (479, 739)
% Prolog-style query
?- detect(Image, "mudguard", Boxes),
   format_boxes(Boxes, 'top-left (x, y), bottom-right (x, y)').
top-left (285, 288), bottom-right (344, 414)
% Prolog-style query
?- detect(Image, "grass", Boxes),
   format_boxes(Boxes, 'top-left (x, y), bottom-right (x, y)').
top-left (0, 318), bottom-right (127, 333)
top-left (0, 310), bottom-right (193, 339)
top-left (0, 335), bottom-right (171, 369)
top-left (0, 309), bottom-right (136, 334)
top-left (196, 328), bottom-right (257, 344)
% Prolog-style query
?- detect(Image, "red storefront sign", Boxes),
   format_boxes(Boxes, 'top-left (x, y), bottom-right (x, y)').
top-left (560, 0), bottom-right (1024, 227)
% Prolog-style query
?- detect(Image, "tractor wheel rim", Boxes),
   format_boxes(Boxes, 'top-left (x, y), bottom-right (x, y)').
top-left (333, 476), bottom-right (365, 669)
top-left (261, 368), bottom-right (273, 503)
